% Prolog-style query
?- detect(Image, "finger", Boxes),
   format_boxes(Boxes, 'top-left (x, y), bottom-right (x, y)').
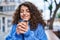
top-left (17, 24), bottom-right (26, 29)
top-left (17, 23), bottom-right (26, 29)
top-left (16, 29), bottom-right (20, 34)
top-left (19, 22), bottom-right (27, 26)
top-left (19, 30), bottom-right (25, 34)
top-left (18, 23), bottom-right (28, 31)
top-left (16, 28), bottom-right (25, 34)
top-left (17, 26), bottom-right (26, 32)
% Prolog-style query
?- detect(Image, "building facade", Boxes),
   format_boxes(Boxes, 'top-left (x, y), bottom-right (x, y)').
top-left (0, 0), bottom-right (25, 40)
top-left (0, 0), bottom-right (25, 34)
top-left (0, 0), bottom-right (16, 33)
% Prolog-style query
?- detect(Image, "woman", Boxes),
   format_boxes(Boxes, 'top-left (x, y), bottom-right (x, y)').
top-left (6, 2), bottom-right (47, 40)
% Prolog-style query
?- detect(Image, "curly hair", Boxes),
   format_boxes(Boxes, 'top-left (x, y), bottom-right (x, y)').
top-left (12, 2), bottom-right (46, 30)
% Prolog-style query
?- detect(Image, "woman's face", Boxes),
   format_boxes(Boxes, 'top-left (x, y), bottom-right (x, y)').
top-left (20, 5), bottom-right (30, 21)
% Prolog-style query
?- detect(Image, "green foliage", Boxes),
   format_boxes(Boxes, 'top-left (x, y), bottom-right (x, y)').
top-left (58, 13), bottom-right (60, 18)
top-left (48, 4), bottom-right (52, 10)
top-left (44, 0), bottom-right (47, 1)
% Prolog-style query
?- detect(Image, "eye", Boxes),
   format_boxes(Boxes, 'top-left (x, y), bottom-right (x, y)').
top-left (20, 9), bottom-right (24, 13)
top-left (26, 9), bottom-right (30, 12)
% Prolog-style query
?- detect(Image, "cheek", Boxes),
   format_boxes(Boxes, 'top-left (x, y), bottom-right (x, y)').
top-left (28, 13), bottom-right (31, 19)
top-left (29, 13), bottom-right (30, 17)
top-left (29, 14), bottom-right (30, 17)
top-left (20, 13), bottom-right (23, 17)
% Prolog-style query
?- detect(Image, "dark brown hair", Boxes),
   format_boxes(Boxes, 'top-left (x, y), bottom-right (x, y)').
top-left (12, 2), bottom-right (46, 30)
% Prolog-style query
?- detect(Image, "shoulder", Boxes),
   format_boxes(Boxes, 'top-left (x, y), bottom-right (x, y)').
top-left (11, 24), bottom-right (17, 30)
top-left (35, 23), bottom-right (44, 32)
top-left (12, 24), bottom-right (17, 27)
top-left (12, 23), bottom-right (17, 26)
top-left (34, 23), bottom-right (45, 35)
top-left (34, 24), bottom-right (48, 40)
top-left (37, 23), bottom-right (44, 29)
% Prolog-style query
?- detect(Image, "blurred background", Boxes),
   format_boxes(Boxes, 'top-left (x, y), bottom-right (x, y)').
top-left (0, 0), bottom-right (60, 40)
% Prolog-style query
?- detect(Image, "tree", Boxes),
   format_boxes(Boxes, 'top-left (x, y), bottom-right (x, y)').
top-left (58, 13), bottom-right (60, 18)
top-left (44, 0), bottom-right (60, 29)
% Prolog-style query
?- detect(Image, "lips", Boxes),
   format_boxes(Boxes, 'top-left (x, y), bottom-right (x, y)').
top-left (22, 15), bottom-right (28, 18)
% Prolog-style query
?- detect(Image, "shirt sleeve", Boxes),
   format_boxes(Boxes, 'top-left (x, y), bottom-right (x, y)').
top-left (23, 25), bottom-right (31, 37)
top-left (24, 24), bottom-right (48, 40)
top-left (5, 24), bottom-right (22, 40)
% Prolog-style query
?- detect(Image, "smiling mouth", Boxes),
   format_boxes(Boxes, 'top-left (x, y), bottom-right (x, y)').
top-left (24, 16), bottom-right (28, 18)
top-left (22, 16), bottom-right (27, 19)
top-left (22, 15), bottom-right (29, 17)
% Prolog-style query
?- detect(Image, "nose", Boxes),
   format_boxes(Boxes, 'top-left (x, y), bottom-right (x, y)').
top-left (23, 11), bottom-right (26, 14)
top-left (23, 13), bottom-right (26, 14)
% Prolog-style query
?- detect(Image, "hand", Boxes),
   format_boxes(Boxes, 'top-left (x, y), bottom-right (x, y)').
top-left (16, 22), bottom-right (28, 34)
